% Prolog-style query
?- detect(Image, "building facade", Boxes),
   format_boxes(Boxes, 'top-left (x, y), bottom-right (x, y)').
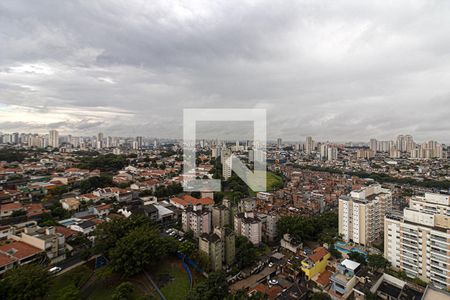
top-left (339, 184), bottom-right (392, 245)
top-left (384, 192), bottom-right (450, 290)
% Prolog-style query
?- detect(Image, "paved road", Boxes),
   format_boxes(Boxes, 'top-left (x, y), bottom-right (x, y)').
top-left (55, 255), bottom-right (83, 271)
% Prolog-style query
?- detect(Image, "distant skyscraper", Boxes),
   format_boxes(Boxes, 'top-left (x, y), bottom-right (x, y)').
top-left (97, 132), bottom-right (104, 149)
top-left (305, 136), bottom-right (314, 154)
top-left (49, 130), bottom-right (59, 148)
top-left (136, 136), bottom-right (143, 149)
top-left (277, 138), bottom-right (282, 148)
top-left (369, 139), bottom-right (378, 152)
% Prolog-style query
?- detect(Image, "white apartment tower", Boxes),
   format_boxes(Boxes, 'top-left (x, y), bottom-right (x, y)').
top-left (339, 184), bottom-right (392, 246)
top-left (221, 149), bottom-right (232, 180)
top-left (305, 136), bottom-right (314, 154)
top-left (384, 193), bottom-right (450, 290)
top-left (49, 130), bottom-right (59, 148)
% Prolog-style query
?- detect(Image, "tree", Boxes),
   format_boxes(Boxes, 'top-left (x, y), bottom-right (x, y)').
top-left (187, 272), bottom-right (228, 300)
top-left (79, 175), bottom-right (114, 193)
top-left (328, 244), bottom-right (342, 259)
top-left (78, 154), bottom-right (126, 172)
top-left (112, 282), bottom-right (134, 300)
top-left (109, 226), bottom-right (175, 276)
top-left (367, 254), bottom-right (389, 271)
top-left (179, 241), bottom-right (197, 257)
top-left (1, 264), bottom-right (50, 300)
top-left (277, 212), bottom-right (338, 244)
top-left (55, 284), bottom-right (80, 300)
top-left (94, 215), bottom-right (152, 254)
top-left (348, 251), bottom-right (367, 265)
top-left (235, 236), bottom-right (257, 269)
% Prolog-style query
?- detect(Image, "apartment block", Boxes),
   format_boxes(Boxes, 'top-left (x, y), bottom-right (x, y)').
top-left (384, 192), bottom-right (450, 290)
top-left (234, 212), bottom-right (262, 245)
top-left (182, 204), bottom-right (211, 238)
top-left (339, 184), bottom-right (392, 245)
top-left (199, 227), bottom-right (235, 272)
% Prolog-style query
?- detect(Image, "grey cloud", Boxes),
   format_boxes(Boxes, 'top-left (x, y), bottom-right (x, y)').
top-left (0, 0), bottom-right (449, 143)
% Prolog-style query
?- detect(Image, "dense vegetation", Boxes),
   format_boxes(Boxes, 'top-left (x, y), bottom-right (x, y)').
top-left (79, 175), bottom-right (114, 193)
top-left (297, 165), bottom-right (450, 190)
top-left (77, 154), bottom-right (127, 172)
top-left (277, 212), bottom-right (338, 244)
top-left (0, 264), bottom-right (50, 299)
top-left (94, 216), bottom-right (177, 276)
top-left (187, 272), bottom-right (229, 300)
top-left (0, 148), bottom-right (26, 162)
top-left (235, 236), bottom-right (258, 269)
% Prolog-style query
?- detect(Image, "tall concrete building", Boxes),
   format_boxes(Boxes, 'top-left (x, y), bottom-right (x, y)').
top-left (182, 205), bottom-right (211, 238)
top-left (369, 139), bottom-right (378, 152)
top-left (384, 193), bottom-right (450, 290)
top-left (339, 184), bottom-right (392, 246)
top-left (305, 136), bottom-right (314, 154)
top-left (199, 227), bottom-right (235, 272)
top-left (234, 211), bottom-right (262, 245)
top-left (212, 204), bottom-right (231, 228)
top-left (49, 130), bottom-right (59, 148)
top-left (221, 148), bottom-right (232, 180)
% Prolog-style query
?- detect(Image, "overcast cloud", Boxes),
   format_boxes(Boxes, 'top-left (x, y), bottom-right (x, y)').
top-left (0, 0), bottom-right (449, 142)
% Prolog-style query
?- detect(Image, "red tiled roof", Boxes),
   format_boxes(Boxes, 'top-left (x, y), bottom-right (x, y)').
top-left (55, 226), bottom-right (78, 239)
top-left (0, 241), bottom-right (42, 260)
top-left (309, 247), bottom-right (329, 263)
top-left (0, 253), bottom-right (15, 267)
top-left (25, 203), bottom-right (47, 217)
top-left (80, 193), bottom-right (98, 199)
top-left (0, 202), bottom-right (23, 212)
top-left (171, 195), bottom-right (214, 207)
top-left (252, 283), bottom-right (283, 300)
top-left (316, 270), bottom-right (332, 287)
top-left (95, 204), bottom-right (111, 211)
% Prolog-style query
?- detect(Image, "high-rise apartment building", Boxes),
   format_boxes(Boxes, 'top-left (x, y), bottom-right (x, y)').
top-left (370, 139), bottom-right (378, 152)
top-left (221, 149), bottom-right (232, 180)
top-left (234, 212), bottom-right (262, 245)
top-left (182, 204), bottom-right (211, 238)
top-left (49, 130), bottom-right (59, 148)
top-left (199, 227), bottom-right (235, 272)
top-left (384, 193), bottom-right (450, 290)
top-left (305, 136), bottom-right (314, 154)
top-left (339, 184), bottom-right (392, 246)
top-left (320, 143), bottom-right (338, 161)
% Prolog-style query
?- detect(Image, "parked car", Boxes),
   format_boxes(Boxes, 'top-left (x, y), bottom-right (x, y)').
top-left (49, 266), bottom-right (62, 274)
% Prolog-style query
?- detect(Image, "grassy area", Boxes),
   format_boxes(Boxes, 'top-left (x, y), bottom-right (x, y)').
top-left (249, 172), bottom-right (283, 195)
top-left (266, 172), bottom-right (283, 191)
top-left (155, 260), bottom-right (190, 300)
top-left (46, 265), bottom-right (93, 300)
top-left (87, 284), bottom-right (145, 300)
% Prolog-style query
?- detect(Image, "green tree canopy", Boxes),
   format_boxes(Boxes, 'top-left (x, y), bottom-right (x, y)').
top-left (109, 225), bottom-right (177, 276)
top-left (187, 272), bottom-right (229, 300)
top-left (367, 254), bottom-right (389, 271)
top-left (0, 264), bottom-right (50, 300)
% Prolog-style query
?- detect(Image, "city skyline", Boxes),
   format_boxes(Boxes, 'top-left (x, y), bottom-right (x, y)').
top-left (1, 1), bottom-right (450, 141)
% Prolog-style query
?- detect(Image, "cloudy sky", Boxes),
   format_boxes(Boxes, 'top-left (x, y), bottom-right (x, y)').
top-left (1, 0), bottom-right (449, 142)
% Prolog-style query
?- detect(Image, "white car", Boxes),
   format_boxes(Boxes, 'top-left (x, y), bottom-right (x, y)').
top-left (269, 279), bottom-right (278, 285)
top-left (268, 262), bottom-right (274, 268)
top-left (49, 267), bottom-right (62, 274)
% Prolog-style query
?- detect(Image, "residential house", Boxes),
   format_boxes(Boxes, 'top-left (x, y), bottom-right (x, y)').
top-left (301, 247), bottom-right (330, 280)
